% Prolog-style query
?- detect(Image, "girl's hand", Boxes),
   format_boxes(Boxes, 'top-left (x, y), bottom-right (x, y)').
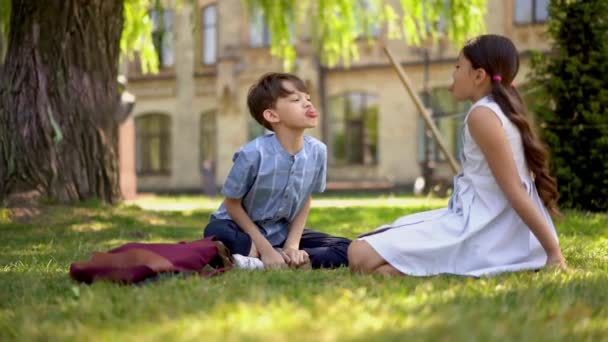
top-left (546, 251), bottom-right (568, 271)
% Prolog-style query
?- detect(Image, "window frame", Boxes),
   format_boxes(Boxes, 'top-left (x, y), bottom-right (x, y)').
top-left (135, 113), bottom-right (172, 176)
top-left (201, 4), bottom-right (218, 65)
top-left (417, 87), bottom-right (469, 163)
top-left (513, 0), bottom-right (549, 26)
top-left (248, 7), bottom-right (271, 48)
top-left (199, 109), bottom-right (218, 167)
top-left (328, 91), bottom-right (379, 166)
top-left (149, 8), bottom-right (175, 69)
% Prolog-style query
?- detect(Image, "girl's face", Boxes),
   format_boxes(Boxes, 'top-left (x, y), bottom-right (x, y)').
top-left (448, 53), bottom-right (489, 102)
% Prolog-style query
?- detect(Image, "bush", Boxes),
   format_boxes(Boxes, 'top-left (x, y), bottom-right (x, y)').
top-left (529, 0), bottom-right (608, 211)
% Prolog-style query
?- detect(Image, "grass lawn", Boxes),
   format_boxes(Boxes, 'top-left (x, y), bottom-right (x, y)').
top-left (1, 195), bottom-right (607, 341)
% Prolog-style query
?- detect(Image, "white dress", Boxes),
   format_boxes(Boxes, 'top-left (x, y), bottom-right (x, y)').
top-left (361, 96), bottom-right (558, 277)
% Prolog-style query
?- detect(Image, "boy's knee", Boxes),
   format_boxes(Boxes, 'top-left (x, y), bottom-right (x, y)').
top-left (203, 221), bottom-right (226, 239)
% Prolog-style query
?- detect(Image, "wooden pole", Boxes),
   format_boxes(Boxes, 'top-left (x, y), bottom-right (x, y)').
top-left (382, 45), bottom-right (460, 174)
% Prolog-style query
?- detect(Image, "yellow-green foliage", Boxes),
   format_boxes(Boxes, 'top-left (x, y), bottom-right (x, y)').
top-left (245, 0), bottom-right (487, 69)
top-left (122, 0), bottom-right (159, 73)
top-left (0, 1), bottom-right (486, 72)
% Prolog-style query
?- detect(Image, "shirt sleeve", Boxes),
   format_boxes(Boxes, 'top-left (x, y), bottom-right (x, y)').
top-left (221, 150), bottom-right (258, 199)
top-left (312, 144), bottom-right (327, 193)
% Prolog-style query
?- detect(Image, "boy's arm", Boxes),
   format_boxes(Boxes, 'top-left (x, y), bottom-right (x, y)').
top-left (283, 197), bottom-right (312, 266)
top-left (224, 197), bottom-right (286, 268)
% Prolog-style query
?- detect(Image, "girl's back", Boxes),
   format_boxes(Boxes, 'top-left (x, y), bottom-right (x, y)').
top-left (462, 96), bottom-right (529, 182)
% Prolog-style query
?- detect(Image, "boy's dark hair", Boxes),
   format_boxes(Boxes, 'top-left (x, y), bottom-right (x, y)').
top-left (247, 72), bottom-right (308, 131)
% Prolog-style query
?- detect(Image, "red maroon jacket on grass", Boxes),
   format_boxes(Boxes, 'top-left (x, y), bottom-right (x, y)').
top-left (70, 237), bottom-right (232, 284)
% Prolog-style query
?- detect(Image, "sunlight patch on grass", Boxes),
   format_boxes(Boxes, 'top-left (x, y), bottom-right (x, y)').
top-left (313, 197), bottom-right (448, 208)
top-left (132, 212), bottom-right (183, 227)
top-left (146, 217), bottom-right (168, 225)
top-left (71, 221), bottom-right (113, 232)
top-left (0, 209), bottom-right (11, 224)
top-left (1, 241), bottom-right (63, 263)
top-left (574, 316), bottom-right (608, 338)
top-left (128, 196), bottom-right (222, 212)
top-left (208, 298), bottom-right (312, 335)
top-left (96, 239), bottom-right (136, 250)
top-left (136, 202), bottom-right (217, 212)
top-left (129, 195), bottom-right (449, 212)
top-left (78, 290), bottom-right (443, 341)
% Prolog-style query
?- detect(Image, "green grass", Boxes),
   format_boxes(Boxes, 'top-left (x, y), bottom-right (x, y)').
top-left (1, 195), bottom-right (607, 341)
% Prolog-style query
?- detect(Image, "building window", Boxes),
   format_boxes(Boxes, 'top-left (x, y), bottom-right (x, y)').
top-left (329, 92), bottom-right (379, 165)
top-left (202, 4), bottom-right (217, 65)
top-left (249, 8), bottom-right (270, 47)
top-left (356, 0), bottom-right (381, 38)
top-left (136, 114), bottom-right (171, 175)
top-left (417, 88), bottom-right (470, 163)
top-left (200, 110), bottom-right (217, 166)
top-left (513, 0), bottom-right (549, 24)
top-left (150, 8), bottom-right (174, 68)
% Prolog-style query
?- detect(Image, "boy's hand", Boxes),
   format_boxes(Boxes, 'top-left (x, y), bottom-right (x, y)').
top-left (282, 248), bottom-right (309, 267)
top-left (260, 249), bottom-right (287, 269)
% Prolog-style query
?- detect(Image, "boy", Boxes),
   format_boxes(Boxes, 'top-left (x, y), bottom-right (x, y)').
top-left (203, 72), bottom-right (351, 269)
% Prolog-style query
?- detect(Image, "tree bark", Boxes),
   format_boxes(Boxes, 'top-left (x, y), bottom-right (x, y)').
top-left (0, 0), bottom-right (124, 205)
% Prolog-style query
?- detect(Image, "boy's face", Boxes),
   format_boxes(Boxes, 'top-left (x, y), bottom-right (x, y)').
top-left (263, 81), bottom-right (318, 130)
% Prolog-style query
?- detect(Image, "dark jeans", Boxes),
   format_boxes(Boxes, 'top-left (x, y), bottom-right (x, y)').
top-left (203, 219), bottom-right (351, 268)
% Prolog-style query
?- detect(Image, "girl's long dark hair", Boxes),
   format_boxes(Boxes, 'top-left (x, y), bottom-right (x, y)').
top-left (462, 34), bottom-right (560, 216)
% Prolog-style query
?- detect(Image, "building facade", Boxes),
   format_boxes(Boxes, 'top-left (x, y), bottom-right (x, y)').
top-left (122, 0), bottom-right (551, 194)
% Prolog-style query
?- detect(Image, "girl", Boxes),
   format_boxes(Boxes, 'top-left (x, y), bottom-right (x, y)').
top-left (348, 34), bottom-right (567, 277)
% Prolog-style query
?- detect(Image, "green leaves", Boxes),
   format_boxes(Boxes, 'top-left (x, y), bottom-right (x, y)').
top-left (0, 1), bottom-right (156, 69)
top-left (2, 0), bottom-right (486, 72)
top-left (247, 0), bottom-right (486, 69)
top-left (0, 0), bottom-right (11, 62)
top-left (529, 0), bottom-right (608, 211)
top-left (122, 0), bottom-right (158, 74)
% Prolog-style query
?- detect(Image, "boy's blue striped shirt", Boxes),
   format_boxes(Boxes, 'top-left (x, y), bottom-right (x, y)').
top-left (210, 133), bottom-right (327, 245)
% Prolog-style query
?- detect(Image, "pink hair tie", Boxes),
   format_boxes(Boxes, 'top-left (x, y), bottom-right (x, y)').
top-left (492, 75), bottom-right (502, 82)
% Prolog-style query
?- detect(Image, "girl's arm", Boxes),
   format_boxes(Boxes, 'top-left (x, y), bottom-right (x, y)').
top-left (467, 107), bottom-right (566, 269)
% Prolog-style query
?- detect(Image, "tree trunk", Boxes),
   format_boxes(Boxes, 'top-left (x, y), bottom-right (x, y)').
top-left (0, 0), bottom-right (124, 205)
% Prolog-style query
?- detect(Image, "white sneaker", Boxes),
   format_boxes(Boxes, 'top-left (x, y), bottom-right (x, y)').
top-left (232, 254), bottom-right (265, 270)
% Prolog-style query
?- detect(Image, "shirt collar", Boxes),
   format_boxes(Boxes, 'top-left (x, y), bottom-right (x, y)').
top-left (270, 133), bottom-right (308, 160)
